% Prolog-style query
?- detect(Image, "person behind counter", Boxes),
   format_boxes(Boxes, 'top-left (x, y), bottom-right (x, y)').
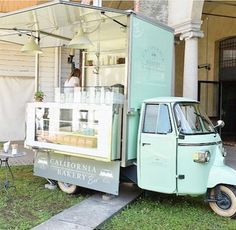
top-left (64, 68), bottom-right (81, 93)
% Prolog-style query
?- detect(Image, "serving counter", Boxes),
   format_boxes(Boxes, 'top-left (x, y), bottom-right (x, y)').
top-left (25, 102), bottom-right (122, 161)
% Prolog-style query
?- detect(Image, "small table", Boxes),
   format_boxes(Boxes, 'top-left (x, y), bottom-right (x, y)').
top-left (0, 151), bottom-right (26, 193)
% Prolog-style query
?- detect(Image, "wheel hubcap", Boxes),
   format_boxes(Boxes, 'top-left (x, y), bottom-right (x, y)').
top-left (63, 183), bottom-right (73, 188)
top-left (216, 192), bottom-right (232, 210)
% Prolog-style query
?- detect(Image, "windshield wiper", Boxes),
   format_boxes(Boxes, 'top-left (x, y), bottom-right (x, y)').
top-left (194, 112), bottom-right (216, 133)
top-left (194, 112), bottom-right (207, 121)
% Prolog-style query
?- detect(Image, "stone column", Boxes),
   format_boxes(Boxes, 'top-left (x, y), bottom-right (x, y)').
top-left (134, 0), bottom-right (168, 24)
top-left (180, 30), bottom-right (203, 100)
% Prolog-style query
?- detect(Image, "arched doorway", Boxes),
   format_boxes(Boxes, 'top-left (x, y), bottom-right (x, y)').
top-left (219, 37), bottom-right (236, 142)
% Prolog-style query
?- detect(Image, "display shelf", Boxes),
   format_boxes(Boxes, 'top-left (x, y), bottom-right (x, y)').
top-left (81, 50), bottom-right (126, 87)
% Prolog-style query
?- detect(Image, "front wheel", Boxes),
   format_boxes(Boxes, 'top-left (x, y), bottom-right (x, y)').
top-left (58, 181), bottom-right (78, 194)
top-left (208, 185), bottom-right (236, 218)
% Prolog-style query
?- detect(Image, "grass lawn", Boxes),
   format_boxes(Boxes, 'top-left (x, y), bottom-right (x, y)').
top-left (2, 165), bottom-right (236, 230)
top-left (102, 191), bottom-right (236, 230)
top-left (0, 165), bottom-right (87, 230)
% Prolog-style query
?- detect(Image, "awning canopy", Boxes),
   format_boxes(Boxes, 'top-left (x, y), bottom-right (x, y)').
top-left (0, 0), bottom-right (129, 48)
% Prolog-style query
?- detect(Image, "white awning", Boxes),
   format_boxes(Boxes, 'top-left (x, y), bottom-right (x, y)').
top-left (0, 0), bottom-right (128, 48)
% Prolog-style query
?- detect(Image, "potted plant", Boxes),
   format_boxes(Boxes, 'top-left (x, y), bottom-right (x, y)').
top-left (34, 90), bottom-right (44, 102)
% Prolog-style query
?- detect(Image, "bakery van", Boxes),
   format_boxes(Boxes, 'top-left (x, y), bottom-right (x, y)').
top-left (22, 1), bottom-right (236, 218)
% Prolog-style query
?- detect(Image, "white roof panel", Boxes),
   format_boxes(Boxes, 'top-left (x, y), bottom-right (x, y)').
top-left (0, 1), bottom-right (128, 48)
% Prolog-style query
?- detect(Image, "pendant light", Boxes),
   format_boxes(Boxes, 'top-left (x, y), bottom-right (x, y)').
top-left (21, 36), bottom-right (42, 54)
top-left (68, 31), bottom-right (93, 49)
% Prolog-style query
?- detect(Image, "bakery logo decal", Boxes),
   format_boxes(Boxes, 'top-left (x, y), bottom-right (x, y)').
top-left (49, 159), bottom-right (114, 185)
top-left (99, 169), bottom-right (114, 183)
top-left (141, 47), bottom-right (165, 81)
top-left (37, 158), bottom-right (48, 169)
top-left (99, 169), bottom-right (113, 178)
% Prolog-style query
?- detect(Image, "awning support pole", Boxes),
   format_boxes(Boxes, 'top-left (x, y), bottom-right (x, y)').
top-left (35, 54), bottom-right (39, 92)
top-left (33, 11), bottom-right (40, 92)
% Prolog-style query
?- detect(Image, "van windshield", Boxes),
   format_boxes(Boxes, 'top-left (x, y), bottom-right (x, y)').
top-left (174, 102), bottom-right (215, 134)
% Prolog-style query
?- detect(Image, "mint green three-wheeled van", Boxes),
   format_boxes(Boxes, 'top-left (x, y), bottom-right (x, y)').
top-left (20, 1), bottom-right (236, 219)
top-left (137, 97), bottom-right (236, 218)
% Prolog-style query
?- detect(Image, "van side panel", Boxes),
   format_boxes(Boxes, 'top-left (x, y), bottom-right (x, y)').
top-left (126, 14), bottom-right (174, 161)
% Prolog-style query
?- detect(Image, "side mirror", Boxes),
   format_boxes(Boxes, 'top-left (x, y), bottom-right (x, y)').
top-left (214, 120), bottom-right (225, 129)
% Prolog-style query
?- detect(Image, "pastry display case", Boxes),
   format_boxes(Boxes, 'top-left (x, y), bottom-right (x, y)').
top-left (25, 102), bottom-right (122, 161)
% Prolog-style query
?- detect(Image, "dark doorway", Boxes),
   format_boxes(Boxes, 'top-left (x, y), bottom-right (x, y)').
top-left (219, 37), bottom-right (236, 142)
top-left (221, 81), bottom-right (236, 141)
top-left (198, 80), bottom-right (220, 124)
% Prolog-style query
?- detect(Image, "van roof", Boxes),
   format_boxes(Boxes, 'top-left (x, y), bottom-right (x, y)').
top-left (143, 97), bottom-right (198, 104)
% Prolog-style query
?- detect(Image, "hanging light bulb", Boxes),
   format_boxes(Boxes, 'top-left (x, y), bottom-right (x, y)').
top-left (68, 31), bottom-right (93, 49)
top-left (21, 36), bottom-right (42, 54)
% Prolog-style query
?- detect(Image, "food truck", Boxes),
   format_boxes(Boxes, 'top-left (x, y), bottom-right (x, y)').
top-left (21, 1), bottom-right (236, 218)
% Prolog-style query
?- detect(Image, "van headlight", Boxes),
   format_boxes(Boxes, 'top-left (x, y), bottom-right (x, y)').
top-left (193, 151), bottom-right (210, 163)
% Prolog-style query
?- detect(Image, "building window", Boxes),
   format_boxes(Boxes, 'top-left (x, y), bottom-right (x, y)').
top-left (220, 37), bottom-right (236, 68)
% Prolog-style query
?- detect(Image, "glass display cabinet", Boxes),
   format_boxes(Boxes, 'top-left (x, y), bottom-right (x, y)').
top-left (25, 103), bottom-right (122, 161)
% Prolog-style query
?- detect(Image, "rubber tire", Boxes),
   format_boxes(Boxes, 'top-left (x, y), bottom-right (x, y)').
top-left (58, 181), bottom-right (78, 194)
top-left (209, 185), bottom-right (236, 218)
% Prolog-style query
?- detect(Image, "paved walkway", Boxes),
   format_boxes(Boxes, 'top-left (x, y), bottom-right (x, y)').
top-left (224, 144), bottom-right (236, 169)
top-left (33, 183), bottom-right (142, 230)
